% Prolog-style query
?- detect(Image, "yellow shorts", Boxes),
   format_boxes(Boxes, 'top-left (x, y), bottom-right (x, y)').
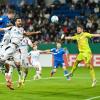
top-left (76, 52), bottom-right (92, 64)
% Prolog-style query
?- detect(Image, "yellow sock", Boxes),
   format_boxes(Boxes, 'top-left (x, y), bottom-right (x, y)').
top-left (90, 66), bottom-right (96, 81)
top-left (71, 61), bottom-right (79, 73)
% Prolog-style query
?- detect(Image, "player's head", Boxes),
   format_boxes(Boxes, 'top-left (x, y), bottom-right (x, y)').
top-left (56, 40), bottom-right (61, 49)
top-left (33, 41), bottom-right (38, 50)
top-left (7, 9), bottom-right (15, 19)
top-left (77, 25), bottom-right (84, 34)
top-left (15, 17), bottom-right (22, 27)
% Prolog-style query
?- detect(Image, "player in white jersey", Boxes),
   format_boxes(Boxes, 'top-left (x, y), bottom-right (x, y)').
top-left (0, 17), bottom-right (40, 89)
top-left (20, 36), bottom-right (33, 67)
top-left (19, 36), bottom-right (33, 85)
top-left (28, 42), bottom-right (42, 80)
top-left (0, 17), bottom-right (40, 62)
top-left (0, 30), bottom-right (11, 73)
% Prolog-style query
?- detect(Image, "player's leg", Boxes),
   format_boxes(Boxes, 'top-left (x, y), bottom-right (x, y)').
top-left (85, 53), bottom-right (96, 87)
top-left (71, 53), bottom-right (84, 74)
top-left (62, 63), bottom-right (70, 80)
top-left (70, 60), bottom-right (81, 74)
top-left (5, 63), bottom-right (14, 90)
top-left (14, 51), bottom-right (23, 87)
top-left (15, 62), bottom-right (22, 87)
top-left (50, 68), bottom-right (57, 77)
top-left (21, 57), bottom-right (29, 83)
top-left (65, 53), bottom-right (82, 77)
top-left (21, 67), bottom-right (28, 83)
top-left (0, 63), bottom-right (5, 74)
top-left (50, 61), bottom-right (58, 77)
top-left (34, 63), bottom-right (42, 80)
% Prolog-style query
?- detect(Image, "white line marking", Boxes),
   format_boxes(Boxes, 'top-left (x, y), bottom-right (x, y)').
top-left (0, 77), bottom-right (63, 85)
top-left (85, 96), bottom-right (100, 100)
top-left (0, 76), bottom-right (99, 85)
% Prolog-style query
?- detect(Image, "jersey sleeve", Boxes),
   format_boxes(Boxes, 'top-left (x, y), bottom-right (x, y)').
top-left (60, 49), bottom-right (65, 54)
top-left (27, 38), bottom-right (33, 47)
top-left (3, 16), bottom-right (11, 26)
top-left (85, 32), bottom-right (94, 38)
top-left (50, 48), bottom-right (56, 52)
top-left (57, 48), bottom-right (65, 55)
top-left (72, 35), bottom-right (78, 40)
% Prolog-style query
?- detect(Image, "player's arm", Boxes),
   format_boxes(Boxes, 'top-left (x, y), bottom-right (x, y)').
top-left (0, 26), bottom-right (12, 32)
top-left (92, 34), bottom-right (100, 37)
top-left (38, 50), bottom-right (48, 54)
top-left (43, 50), bottom-right (52, 54)
top-left (85, 32), bottom-right (100, 38)
top-left (39, 48), bottom-right (55, 54)
top-left (61, 34), bottom-right (75, 40)
top-left (62, 36), bottom-right (75, 40)
top-left (27, 38), bottom-right (33, 47)
top-left (24, 31), bottom-right (41, 36)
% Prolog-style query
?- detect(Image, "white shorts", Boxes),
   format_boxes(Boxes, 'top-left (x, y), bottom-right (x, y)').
top-left (5, 60), bottom-right (15, 67)
top-left (13, 52), bottom-right (21, 63)
top-left (31, 61), bottom-right (42, 71)
top-left (0, 43), bottom-right (16, 61)
top-left (20, 53), bottom-right (29, 67)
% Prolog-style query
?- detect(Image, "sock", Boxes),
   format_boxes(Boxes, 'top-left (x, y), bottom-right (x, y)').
top-left (16, 65), bottom-right (22, 82)
top-left (5, 73), bottom-right (9, 82)
top-left (89, 65), bottom-right (96, 81)
top-left (18, 74), bottom-right (22, 83)
top-left (64, 70), bottom-right (71, 79)
top-left (5, 73), bottom-right (13, 86)
top-left (50, 69), bottom-right (56, 76)
top-left (8, 66), bottom-right (13, 76)
top-left (71, 61), bottom-right (79, 74)
top-left (64, 70), bottom-right (68, 75)
top-left (22, 72), bottom-right (27, 81)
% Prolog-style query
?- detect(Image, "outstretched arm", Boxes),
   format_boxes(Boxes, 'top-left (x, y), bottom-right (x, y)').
top-left (24, 31), bottom-right (41, 36)
top-left (65, 36), bottom-right (73, 40)
top-left (38, 50), bottom-right (52, 54)
top-left (43, 50), bottom-right (52, 54)
top-left (61, 34), bottom-right (73, 40)
top-left (92, 34), bottom-right (100, 37)
top-left (0, 28), bottom-right (5, 32)
top-left (0, 26), bottom-right (12, 32)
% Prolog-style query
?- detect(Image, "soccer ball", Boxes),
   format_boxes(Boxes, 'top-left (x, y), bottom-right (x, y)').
top-left (51, 15), bottom-right (59, 23)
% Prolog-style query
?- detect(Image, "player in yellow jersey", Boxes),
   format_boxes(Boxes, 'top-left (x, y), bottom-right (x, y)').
top-left (61, 25), bottom-right (100, 87)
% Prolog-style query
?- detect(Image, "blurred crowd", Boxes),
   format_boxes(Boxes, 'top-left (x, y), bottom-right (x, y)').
top-left (0, 0), bottom-right (100, 43)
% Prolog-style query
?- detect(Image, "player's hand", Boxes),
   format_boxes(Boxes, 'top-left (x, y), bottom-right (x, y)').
top-left (35, 31), bottom-right (41, 34)
top-left (61, 34), bottom-right (65, 40)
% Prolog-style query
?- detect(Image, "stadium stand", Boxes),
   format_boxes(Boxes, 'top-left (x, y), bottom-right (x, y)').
top-left (0, 0), bottom-right (100, 42)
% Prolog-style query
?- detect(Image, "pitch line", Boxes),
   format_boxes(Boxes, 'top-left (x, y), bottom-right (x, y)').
top-left (0, 76), bottom-right (100, 85)
top-left (0, 77), bottom-right (63, 85)
top-left (85, 96), bottom-right (100, 100)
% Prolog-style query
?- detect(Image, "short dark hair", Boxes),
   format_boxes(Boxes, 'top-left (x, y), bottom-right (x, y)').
top-left (77, 25), bottom-right (84, 29)
top-left (15, 17), bottom-right (21, 21)
top-left (7, 9), bottom-right (14, 14)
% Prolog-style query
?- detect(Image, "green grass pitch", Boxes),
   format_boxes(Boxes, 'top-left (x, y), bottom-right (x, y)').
top-left (0, 67), bottom-right (100, 100)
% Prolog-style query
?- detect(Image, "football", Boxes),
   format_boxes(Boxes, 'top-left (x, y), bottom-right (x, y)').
top-left (51, 15), bottom-right (59, 23)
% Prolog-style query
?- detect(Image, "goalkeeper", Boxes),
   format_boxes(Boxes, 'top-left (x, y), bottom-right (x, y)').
top-left (61, 25), bottom-right (100, 87)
